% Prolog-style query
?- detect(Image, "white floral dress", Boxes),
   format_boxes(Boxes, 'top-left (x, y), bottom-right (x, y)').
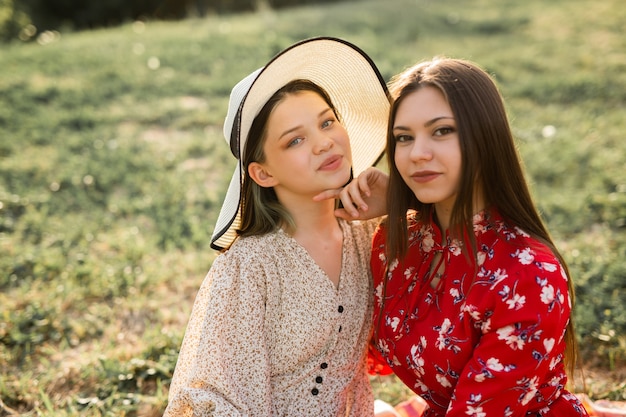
top-left (164, 219), bottom-right (377, 417)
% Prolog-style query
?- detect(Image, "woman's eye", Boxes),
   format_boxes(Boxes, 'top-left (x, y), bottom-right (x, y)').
top-left (321, 119), bottom-right (334, 129)
top-left (394, 134), bottom-right (413, 143)
top-left (434, 126), bottom-right (454, 136)
top-left (287, 137), bottom-right (304, 147)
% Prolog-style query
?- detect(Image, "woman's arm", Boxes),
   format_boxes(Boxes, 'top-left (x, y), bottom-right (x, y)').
top-left (163, 254), bottom-right (272, 417)
top-left (448, 256), bottom-right (572, 416)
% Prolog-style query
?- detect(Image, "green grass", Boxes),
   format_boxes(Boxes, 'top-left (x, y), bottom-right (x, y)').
top-left (1, 0), bottom-right (625, 414)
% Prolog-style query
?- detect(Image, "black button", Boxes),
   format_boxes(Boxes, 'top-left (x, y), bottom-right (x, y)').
top-left (338, 325), bottom-right (342, 332)
top-left (338, 305), bottom-right (344, 313)
top-left (315, 376), bottom-right (323, 383)
top-left (320, 362), bottom-right (328, 369)
top-left (311, 388), bottom-right (319, 395)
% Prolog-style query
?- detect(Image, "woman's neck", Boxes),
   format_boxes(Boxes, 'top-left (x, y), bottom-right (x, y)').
top-left (283, 196), bottom-right (344, 288)
top-left (433, 204), bottom-right (451, 233)
top-left (434, 189), bottom-right (486, 233)
top-left (281, 195), bottom-right (341, 238)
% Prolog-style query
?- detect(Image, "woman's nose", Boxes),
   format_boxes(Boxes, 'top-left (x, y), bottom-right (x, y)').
top-left (409, 136), bottom-right (433, 161)
top-left (313, 133), bottom-right (333, 154)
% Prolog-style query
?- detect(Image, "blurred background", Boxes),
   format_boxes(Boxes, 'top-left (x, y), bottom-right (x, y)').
top-left (1, 0), bottom-right (625, 415)
top-left (1, 0), bottom-right (343, 42)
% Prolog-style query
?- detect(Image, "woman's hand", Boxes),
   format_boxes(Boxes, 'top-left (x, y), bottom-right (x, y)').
top-left (314, 167), bottom-right (389, 221)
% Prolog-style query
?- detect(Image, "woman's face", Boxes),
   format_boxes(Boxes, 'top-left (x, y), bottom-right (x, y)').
top-left (393, 86), bottom-right (462, 215)
top-left (251, 90), bottom-right (352, 199)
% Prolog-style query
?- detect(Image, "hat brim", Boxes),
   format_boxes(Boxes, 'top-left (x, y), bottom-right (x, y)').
top-left (211, 37), bottom-right (390, 250)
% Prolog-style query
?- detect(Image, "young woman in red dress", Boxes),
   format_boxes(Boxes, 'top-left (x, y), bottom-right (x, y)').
top-left (325, 57), bottom-right (588, 416)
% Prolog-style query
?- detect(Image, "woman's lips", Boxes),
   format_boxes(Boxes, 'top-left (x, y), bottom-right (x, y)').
top-left (319, 155), bottom-right (342, 171)
top-left (410, 170), bottom-right (440, 183)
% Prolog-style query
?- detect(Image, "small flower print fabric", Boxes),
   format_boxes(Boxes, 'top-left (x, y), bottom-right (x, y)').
top-left (164, 219), bottom-right (377, 417)
top-left (370, 210), bottom-right (588, 416)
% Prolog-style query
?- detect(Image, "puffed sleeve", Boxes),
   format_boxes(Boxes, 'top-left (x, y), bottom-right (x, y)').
top-left (448, 248), bottom-right (572, 416)
top-left (163, 248), bottom-right (272, 417)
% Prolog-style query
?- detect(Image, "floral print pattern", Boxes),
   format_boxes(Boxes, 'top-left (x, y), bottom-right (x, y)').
top-left (164, 219), bottom-right (377, 417)
top-left (370, 210), bottom-right (588, 416)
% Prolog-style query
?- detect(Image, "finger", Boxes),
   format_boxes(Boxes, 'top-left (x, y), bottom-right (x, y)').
top-left (334, 208), bottom-right (361, 221)
top-left (337, 187), bottom-right (363, 217)
top-left (340, 200), bottom-right (361, 218)
top-left (357, 174), bottom-right (373, 197)
top-left (346, 186), bottom-right (368, 212)
top-left (312, 189), bottom-right (340, 202)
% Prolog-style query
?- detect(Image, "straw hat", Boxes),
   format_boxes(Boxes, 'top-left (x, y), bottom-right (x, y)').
top-left (211, 36), bottom-right (390, 250)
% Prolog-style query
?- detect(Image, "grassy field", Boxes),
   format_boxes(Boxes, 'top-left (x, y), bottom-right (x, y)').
top-left (1, 0), bottom-right (625, 414)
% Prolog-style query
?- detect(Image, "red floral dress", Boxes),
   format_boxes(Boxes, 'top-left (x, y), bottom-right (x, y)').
top-left (370, 210), bottom-right (588, 416)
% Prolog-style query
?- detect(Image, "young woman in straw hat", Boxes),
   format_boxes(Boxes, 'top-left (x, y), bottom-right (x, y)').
top-left (162, 37), bottom-right (390, 417)
top-left (324, 57), bottom-right (588, 416)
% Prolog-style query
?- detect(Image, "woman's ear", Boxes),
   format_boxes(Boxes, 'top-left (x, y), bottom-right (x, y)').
top-left (248, 162), bottom-right (278, 188)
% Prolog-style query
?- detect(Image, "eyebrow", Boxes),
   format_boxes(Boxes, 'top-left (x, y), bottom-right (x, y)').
top-left (277, 107), bottom-right (334, 140)
top-left (393, 116), bottom-right (454, 132)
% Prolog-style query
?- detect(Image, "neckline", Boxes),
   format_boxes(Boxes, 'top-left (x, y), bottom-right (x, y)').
top-left (277, 221), bottom-right (346, 292)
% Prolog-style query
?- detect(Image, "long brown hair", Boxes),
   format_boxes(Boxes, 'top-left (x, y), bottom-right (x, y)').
top-left (384, 57), bottom-right (578, 376)
top-left (237, 79), bottom-right (340, 238)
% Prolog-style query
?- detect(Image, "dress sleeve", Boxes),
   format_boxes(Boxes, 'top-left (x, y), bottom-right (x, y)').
top-left (448, 252), bottom-right (572, 416)
top-left (163, 251), bottom-right (273, 417)
top-left (367, 340), bottom-right (394, 376)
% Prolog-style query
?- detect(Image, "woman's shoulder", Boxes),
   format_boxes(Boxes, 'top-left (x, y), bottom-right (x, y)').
top-left (374, 211), bottom-right (424, 234)
top-left (202, 233), bottom-right (295, 302)
top-left (371, 212), bottom-right (427, 263)
top-left (341, 218), bottom-right (379, 239)
top-left (482, 218), bottom-right (559, 266)
top-left (211, 232), bottom-right (282, 275)
top-left (223, 232), bottom-right (281, 254)
top-left (476, 220), bottom-right (567, 290)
